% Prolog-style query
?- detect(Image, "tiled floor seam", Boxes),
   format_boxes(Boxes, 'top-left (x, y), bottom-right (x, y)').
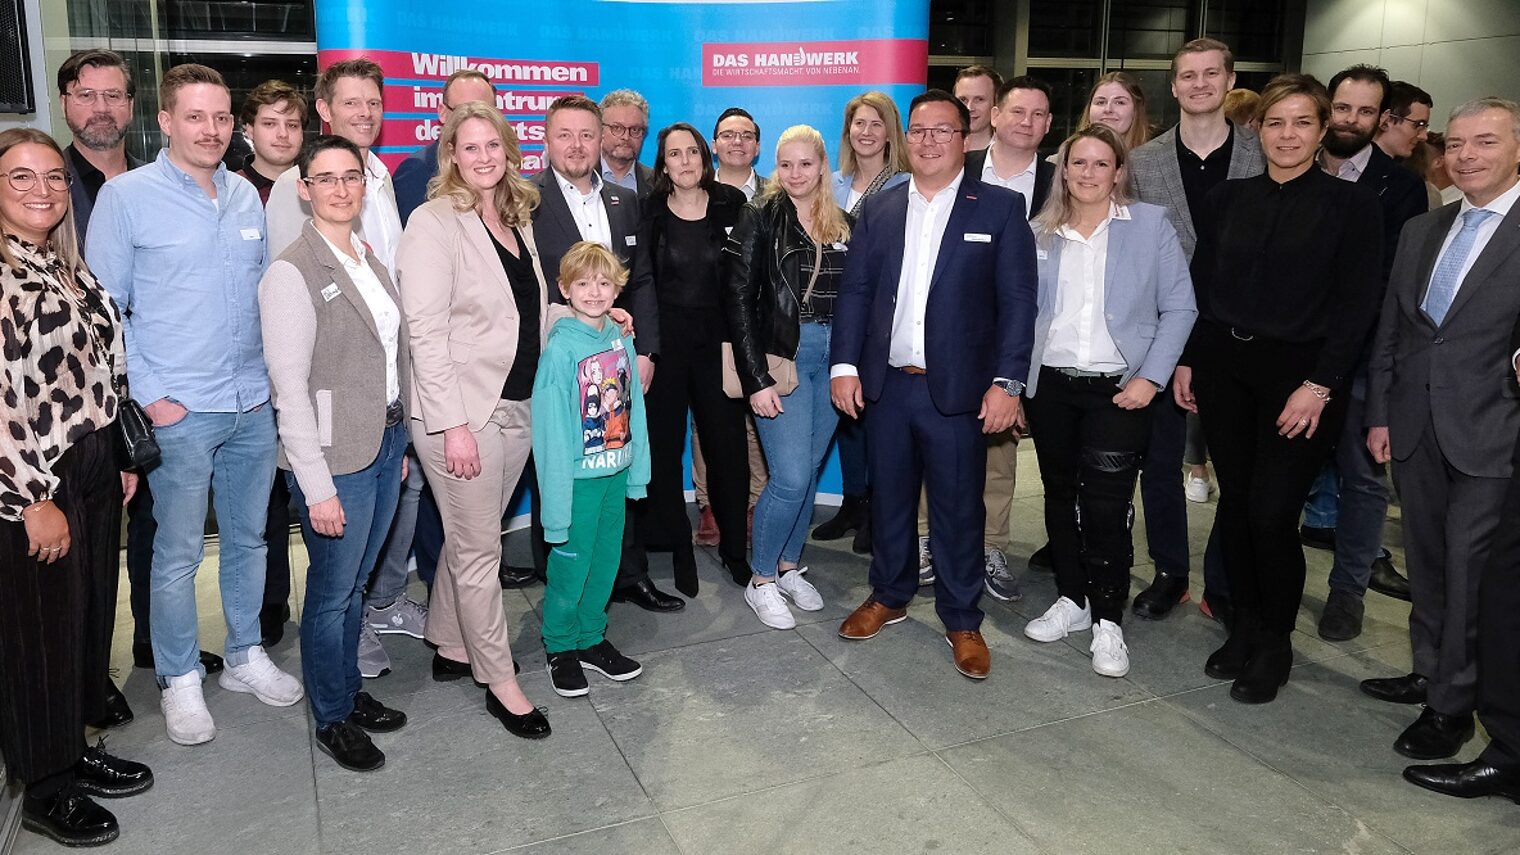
top-left (926, 694), bottom-right (1168, 754)
top-left (652, 749), bottom-right (939, 817)
top-left (924, 750), bottom-right (1055, 855)
top-left (792, 624), bottom-right (937, 754)
top-left (481, 815), bottom-right (681, 854)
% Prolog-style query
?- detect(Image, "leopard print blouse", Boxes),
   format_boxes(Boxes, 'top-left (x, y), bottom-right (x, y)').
top-left (0, 234), bottom-right (126, 522)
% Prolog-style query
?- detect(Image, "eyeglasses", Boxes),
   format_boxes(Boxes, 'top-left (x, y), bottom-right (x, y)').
top-left (716, 130), bottom-right (757, 143)
top-left (906, 126), bottom-right (963, 143)
top-left (6, 169), bottom-right (72, 192)
top-left (1388, 114), bottom-right (1431, 131)
top-left (605, 123), bottom-right (647, 139)
top-left (67, 88), bottom-right (128, 106)
top-left (301, 172), bottom-right (366, 190)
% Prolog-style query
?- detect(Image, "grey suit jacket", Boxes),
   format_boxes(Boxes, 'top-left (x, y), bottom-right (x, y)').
top-left (1025, 202), bottom-right (1197, 396)
top-left (1367, 200), bottom-right (1520, 478)
top-left (1128, 123), bottom-right (1265, 261)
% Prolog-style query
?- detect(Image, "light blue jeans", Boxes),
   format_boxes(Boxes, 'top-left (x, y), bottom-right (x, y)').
top-left (751, 322), bottom-right (838, 578)
top-left (146, 406), bottom-right (277, 680)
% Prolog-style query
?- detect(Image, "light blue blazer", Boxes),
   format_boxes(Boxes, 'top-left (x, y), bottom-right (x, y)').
top-left (832, 169), bottom-right (910, 210)
top-left (1025, 201), bottom-right (1197, 397)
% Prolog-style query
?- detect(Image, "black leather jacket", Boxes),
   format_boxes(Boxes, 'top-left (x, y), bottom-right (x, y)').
top-left (721, 192), bottom-right (852, 396)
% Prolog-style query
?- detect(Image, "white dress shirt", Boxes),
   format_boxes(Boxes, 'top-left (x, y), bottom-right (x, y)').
top-left (1041, 204), bottom-right (1129, 374)
top-left (553, 168), bottom-right (612, 249)
top-left (359, 151), bottom-right (404, 279)
top-left (980, 143), bottom-right (1037, 210)
top-left (740, 168), bottom-right (760, 202)
top-left (1321, 144), bottom-right (1374, 182)
top-left (318, 230), bottom-right (401, 403)
top-left (1432, 178), bottom-right (1520, 302)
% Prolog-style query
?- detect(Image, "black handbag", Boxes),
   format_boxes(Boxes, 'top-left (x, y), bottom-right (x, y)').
top-left (108, 359), bottom-right (160, 471)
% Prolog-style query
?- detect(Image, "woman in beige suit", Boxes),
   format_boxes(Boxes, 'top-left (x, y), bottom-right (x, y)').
top-left (397, 102), bottom-right (556, 738)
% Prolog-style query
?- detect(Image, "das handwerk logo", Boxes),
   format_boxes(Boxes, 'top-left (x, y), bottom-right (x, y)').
top-left (702, 38), bottom-right (926, 88)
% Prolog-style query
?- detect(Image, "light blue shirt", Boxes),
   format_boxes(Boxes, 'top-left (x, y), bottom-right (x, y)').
top-left (86, 150), bottom-right (270, 412)
top-left (600, 157), bottom-right (639, 192)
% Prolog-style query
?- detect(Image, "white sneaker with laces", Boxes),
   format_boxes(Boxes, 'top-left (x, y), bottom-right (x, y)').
top-left (776, 567), bottom-right (824, 611)
top-left (1090, 619), bottom-right (1131, 677)
top-left (1024, 596), bottom-right (1093, 642)
top-left (366, 596), bottom-right (428, 639)
top-left (218, 645), bottom-right (304, 707)
top-left (745, 580), bottom-right (796, 629)
top-left (161, 672), bottom-right (216, 746)
top-left (917, 536), bottom-right (935, 586)
top-left (1185, 475), bottom-right (1213, 504)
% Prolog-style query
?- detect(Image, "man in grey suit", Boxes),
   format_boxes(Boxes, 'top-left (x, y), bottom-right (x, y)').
top-left (1363, 97), bottom-right (1520, 762)
top-left (599, 88), bottom-right (656, 202)
top-left (1123, 38), bottom-right (1265, 622)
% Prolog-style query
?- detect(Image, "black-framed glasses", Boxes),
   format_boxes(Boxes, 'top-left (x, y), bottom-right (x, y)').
top-left (716, 130), bottom-right (757, 143)
top-left (906, 126), bottom-right (962, 143)
top-left (6, 169), bottom-right (72, 193)
top-left (301, 172), bottom-right (366, 190)
top-left (605, 123), bottom-right (647, 139)
top-left (1388, 114), bottom-right (1431, 131)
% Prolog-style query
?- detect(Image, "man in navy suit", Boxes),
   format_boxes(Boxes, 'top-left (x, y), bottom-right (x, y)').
top-left (830, 91), bottom-right (1038, 679)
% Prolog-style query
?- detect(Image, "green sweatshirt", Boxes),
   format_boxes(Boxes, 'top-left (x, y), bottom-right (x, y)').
top-left (531, 315), bottom-right (651, 543)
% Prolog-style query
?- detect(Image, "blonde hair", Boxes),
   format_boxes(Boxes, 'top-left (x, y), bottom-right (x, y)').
top-left (430, 102), bottom-right (540, 227)
top-left (1077, 72), bottom-right (1152, 153)
top-left (0, 129), bottom-right (84, 278)
top-left (764, 125), bottom-right (850, 245)
top-left (1031, 124), bottom-right (1134, 238)
top-left (1222, 88), bottom-right (1261, 127)
top-left (837, 91), bottom-right (910, 179)
top-left (558, 240), bottom-right (628, 293)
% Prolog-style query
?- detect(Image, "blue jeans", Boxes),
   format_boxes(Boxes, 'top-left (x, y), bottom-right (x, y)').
top-left (1303, 464), bottom-right (1340, 528)
top-left (145, 407), bottom-right (277, 680)
top-left (288, 423), bottom-right (406, 727)
top-left (751, 322), bottom-right (838, 577)
top-left (1326, 384), bottom-right (1391, 595)
top-left (365, 448), bottom-right (423, 607)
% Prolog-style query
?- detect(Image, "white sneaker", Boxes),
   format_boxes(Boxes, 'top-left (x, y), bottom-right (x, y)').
top-left (1090, 619), bottom-right (1131, 677)
top-left (917, 536), bottom-right (935, 586)
top-left (161, 672), bottom-right (216, 746)
top-left (776, 567), bottom-right (824, 611)
top-left (219, 645), bottom-right (305, 707)
top-left (745, 580), bottom-right (796, 629)
top-left (1024, 596), bottom-right (1093, 642)
top-left (1184, 475), bottom-right (1213, 504)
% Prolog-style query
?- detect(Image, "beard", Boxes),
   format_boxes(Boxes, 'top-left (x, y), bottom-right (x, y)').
top-left (1323, 124), bottom-right (1375, 159)
top-left (69, 115), bottom-right (128, 151)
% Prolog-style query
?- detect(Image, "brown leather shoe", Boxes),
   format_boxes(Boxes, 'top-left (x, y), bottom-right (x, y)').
top-left (838, 598), bottom-right (908, 640)
top-left (946, 630), bottom-right (991, 679)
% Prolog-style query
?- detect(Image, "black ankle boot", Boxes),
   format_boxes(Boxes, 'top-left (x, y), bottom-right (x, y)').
top-left (813, 494), bottom-right (864, 541)
top-left (1230, 629), bottom-right (1293, 704)
top-left (851, 497), bottom-right (872, 555)
top-left (1205, 611), bottom-right (1258, 680)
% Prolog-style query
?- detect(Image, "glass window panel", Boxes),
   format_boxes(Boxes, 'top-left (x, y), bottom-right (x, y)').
top-left (1039, 67), bottom-right (1099, 154)
top-left (1205, 0), bottom-right (1286, 64)
top-left (1028, 0), bottom-right (1103, 59)
top-left (1108, 0), bottom-right (1194, 64)
top-left (930, 0), bottom-right (994, 58)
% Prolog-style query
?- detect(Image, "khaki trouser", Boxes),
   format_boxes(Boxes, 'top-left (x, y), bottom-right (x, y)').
top-left (693, 415), bottom-right (767, 508)
top-left (414, 399), bottom-right (530, 686)
top-left (918, 429), bottom-right (1018, 549)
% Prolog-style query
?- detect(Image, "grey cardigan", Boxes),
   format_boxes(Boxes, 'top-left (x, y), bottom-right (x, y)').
top-left (259, 220), bottom-right (411, 504)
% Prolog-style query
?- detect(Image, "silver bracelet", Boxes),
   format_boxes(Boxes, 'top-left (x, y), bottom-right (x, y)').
top-left (1302, 381), bottom-right (1331, 402)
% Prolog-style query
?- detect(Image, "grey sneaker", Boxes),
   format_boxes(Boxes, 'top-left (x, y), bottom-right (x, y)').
top-left (983, 547), bottom-right (1022, 602)
top-left (918, 536), bottom-right (935, 586)
top-left (366, 596), bottom-right (428, 639)
top-left (357, 626), bottom-right (391, 679)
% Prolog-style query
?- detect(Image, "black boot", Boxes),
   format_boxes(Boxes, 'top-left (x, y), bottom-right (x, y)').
top-left (851, 497), bottom-right (872, 555)
top-left (1230, 628), bottom-right (1293, 704)
top-left (813, 494), bottom-right (864, 541)
top-left (1205, 610), bottom-right (1256, 680)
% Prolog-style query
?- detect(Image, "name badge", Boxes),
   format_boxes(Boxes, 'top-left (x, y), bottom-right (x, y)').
top-left (964, 232), bottom-right (991, 243)
top-left (625, 235), bottom-right (638, 247)
top-left (1036, 250), bottom-right (1049, 260)
top-left (609, 195), bottom-right (621, 206)
top-left (320, 283), bottom-right (341, 302)
top-left (831, 242), bottom-right (847, 251)
top-left (241, 228), bottom-right (262, 241)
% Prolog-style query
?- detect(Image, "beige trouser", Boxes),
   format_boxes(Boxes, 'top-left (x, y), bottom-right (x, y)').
top-left (414, 399), bottom-right (530, 686)
top-left (692, 415), bottom-right (768, 507)
top-left (918, 429), bottom-right (1018, 549)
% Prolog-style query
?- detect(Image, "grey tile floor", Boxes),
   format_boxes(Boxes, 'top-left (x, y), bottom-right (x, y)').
top-left (21, 446), bottom-right (1520, 854)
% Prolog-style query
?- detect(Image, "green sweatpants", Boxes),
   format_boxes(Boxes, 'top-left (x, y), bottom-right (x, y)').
top-left (542, 469), bottom-right (628, 654)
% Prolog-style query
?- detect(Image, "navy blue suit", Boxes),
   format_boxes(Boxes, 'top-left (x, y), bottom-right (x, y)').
top-left (393, 141), bottom-right (440, 226)
top-left (831, 171), bottom-right (1038, 630)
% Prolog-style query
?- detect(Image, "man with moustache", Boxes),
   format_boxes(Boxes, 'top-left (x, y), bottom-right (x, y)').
top-left (599, 89), bottom-right (655, 200)
top-left (1301, 65), bottom-right (1426, 641)
top-left (237, 80), bottom-right (306, 205)
top-left (394, 69), bottom-right (497, 225)
top-left (88, 64), bottom-right (303, 746)
top-left (953, 65), bottom-right (1001, 152)
top-left (57, 50), bottom-right (143, 243)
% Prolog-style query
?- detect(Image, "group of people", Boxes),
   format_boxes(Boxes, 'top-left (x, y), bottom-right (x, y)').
top-left (3, 35), bottom-right (1520, 848)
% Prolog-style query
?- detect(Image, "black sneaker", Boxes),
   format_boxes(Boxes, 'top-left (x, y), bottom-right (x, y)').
top-left (23, 786), bottom-right (119, 847)
top-left (315, 719), bottom-right (385, 772)
top-left (74, 742), bottom-right (153, 798)
top-left (350, 691), bottom-right (407, 733)
top-left (578, 640), bottom-right (643, 682)
top-left (546, 651), bottom-right (589, 697)
top-left (1317, 589), bottom-right (1365, 642)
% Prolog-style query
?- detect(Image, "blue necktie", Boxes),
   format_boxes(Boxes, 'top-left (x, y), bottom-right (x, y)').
top-left (1423, 208), bottom-right (1497, 325)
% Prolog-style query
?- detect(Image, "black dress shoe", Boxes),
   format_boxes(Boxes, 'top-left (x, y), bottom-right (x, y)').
top-left (723, 556), bottom-right (751, 587)
top-left (1317, 589), bottom-right (1365, 642)
top-left (132, 643), bottom-right (224, 674)
top-left (1027, 543), bottom-right (1053, 572)
top-left (199, 650), bottom-right (224, 674)
top-left (852, 498), bottom-right (872, 555)
top-left (315, 719), bottom-right (385, 772)
top-left (261, 603), bottom-right (291, 647)
top-left (1368, 552), bottom-right (1412, 601)
top-left (350, 691), bottom-right (407, 733)
top-left (611, 578), bottom-right (685, 612)
top-left (1132, 570), bottom-right (1189, 620)
top-left (74, 743), bottom-right (153, 798)
top-left (1360, 673), bottom-right (1428, 705)
top-left (87, 682), bottom-right (134, 730)
top-left (1394, 707), bottom-right (1474, 760)
top-left (1230, 632), bottom-right (1293, 704)
top-left (486, 690), bottom-right (551, 739)
top-left (812, 494), bottom-right (864, 541)
top-left (23, 787), bottom-right (118, 847)
top-left (1299, 524), bottom-right (1336, 551)
top-left (499, 563), bottom-right (538, 589)
top-left (1403, 759), bottom-right (1520, 802)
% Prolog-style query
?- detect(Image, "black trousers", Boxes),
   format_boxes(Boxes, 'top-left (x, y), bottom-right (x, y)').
top-left (0, 427), bottom-right (119, 787)
top-left (1191, 322), bottom-right (1346, 635)
top-left (1026, 368), bottom-right (1152, 624)
top-left (1479, 464), bottom-right (1520, 768)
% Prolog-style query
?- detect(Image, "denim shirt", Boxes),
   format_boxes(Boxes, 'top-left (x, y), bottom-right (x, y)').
top-left (86, 150), bottom-right (270, 412)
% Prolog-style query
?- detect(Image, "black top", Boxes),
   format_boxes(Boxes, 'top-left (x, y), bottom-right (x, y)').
top-left (658, 212), bottom-right (721, 309)
top-left (487, 222), bottom-right (541, 401)
top-left (66, 144), bottom-right (107, 206)
top-left (1186, 167), bottom-right (1384, 390)
top-left (792, 219), bottom-right (846, 323)
top-left (1176, 122), bottom-right (1236, 236)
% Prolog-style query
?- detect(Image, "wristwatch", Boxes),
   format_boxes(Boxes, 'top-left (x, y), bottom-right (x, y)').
top-left (994, 378), bottom-right (1025, 398)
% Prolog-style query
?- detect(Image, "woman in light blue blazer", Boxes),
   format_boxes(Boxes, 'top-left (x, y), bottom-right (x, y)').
top-left (1019, 124), bottom-right (1197, 678)
top-left (813, 91), bottom-right (911, 551)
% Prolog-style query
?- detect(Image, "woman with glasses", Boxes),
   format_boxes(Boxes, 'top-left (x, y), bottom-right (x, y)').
top-left (0, 128), bottom-right (153, 848)
top-left (259, 135), bottom-right (411, 772)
